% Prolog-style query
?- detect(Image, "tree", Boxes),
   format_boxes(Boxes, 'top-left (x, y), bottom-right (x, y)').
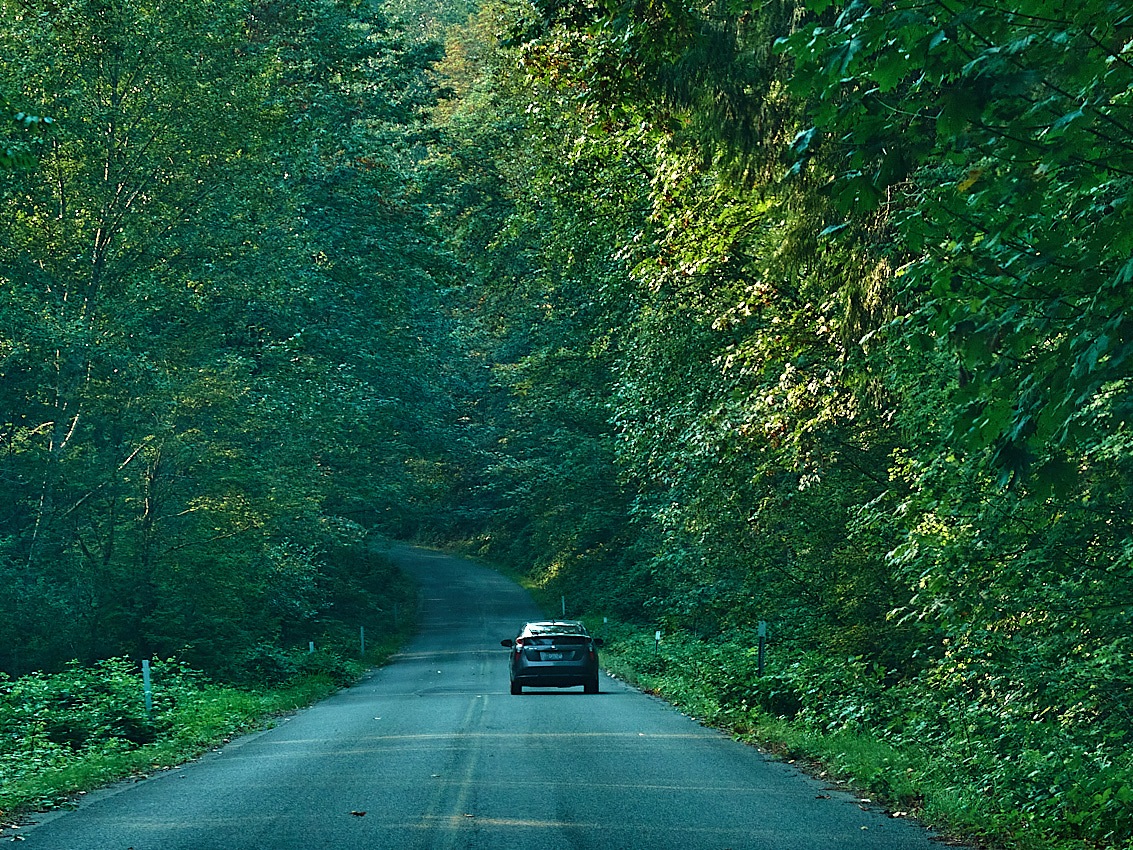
top-left (0, 0), bottom-right (450, 674)
top-left (778, 0), bottom-right (1133, 476)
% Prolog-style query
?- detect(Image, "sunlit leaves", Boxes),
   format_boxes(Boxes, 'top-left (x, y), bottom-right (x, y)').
top-left (0, 100), bottom-right (52, 170)
top-left (778, 0), bottom-right (1133, 466)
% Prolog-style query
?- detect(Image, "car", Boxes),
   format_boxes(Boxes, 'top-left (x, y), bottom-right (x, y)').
top-left (501, 620), bottom-right (603, 694)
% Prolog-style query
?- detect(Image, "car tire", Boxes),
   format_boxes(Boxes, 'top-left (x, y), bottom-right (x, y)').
top-left (584, 675), bottom-right (599, 694)
top-left (510, 680), bottom-right (522, 695)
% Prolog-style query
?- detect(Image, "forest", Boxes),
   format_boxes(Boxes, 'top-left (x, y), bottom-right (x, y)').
top-left (2, 0), bottom-right (1131, 847)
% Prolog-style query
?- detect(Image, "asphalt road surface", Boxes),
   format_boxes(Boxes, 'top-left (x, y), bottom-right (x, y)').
top-left (18, 545), bottom-right (941, 850)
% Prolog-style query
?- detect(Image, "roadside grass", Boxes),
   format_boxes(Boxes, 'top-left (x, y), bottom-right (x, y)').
top-left (588, 621), bottom-right (1133, 850)
top-left (0, 632), bottom-right (411, 820)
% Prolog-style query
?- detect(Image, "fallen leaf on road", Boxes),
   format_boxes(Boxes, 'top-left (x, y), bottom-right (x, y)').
top-left (350, 811), bottom-right (367, 817)
top-left (815, 795), bottom-right (831, 799)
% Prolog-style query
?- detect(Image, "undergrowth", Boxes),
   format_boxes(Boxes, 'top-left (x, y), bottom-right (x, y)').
top-left (587, 620), bottom-right (1133, 850)
top-left (0, 631), bottom-right (409, 819)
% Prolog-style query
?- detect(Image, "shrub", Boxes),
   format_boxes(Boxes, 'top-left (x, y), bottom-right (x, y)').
top-left (233, 643), bottom-right (300, 687)
top-left (295, 649), bottom-right (360, 687)
top-left (0, 659), bottom-right (157, 752)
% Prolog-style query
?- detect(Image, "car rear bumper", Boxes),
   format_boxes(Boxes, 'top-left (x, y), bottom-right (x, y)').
top-left (512, 660), bottom-right (597, 687)
top-left (513, 674), bottom-right (593, 687)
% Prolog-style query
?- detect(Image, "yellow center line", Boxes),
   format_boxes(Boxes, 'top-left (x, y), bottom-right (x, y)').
top-left (108, 815), bottom-right (791, 833)
top-left (436, 695), bottom-right (485, 849)
top-left (412, 816), bottom-right (790, 834)
top-left (264, 732), bottom-right (710, 744)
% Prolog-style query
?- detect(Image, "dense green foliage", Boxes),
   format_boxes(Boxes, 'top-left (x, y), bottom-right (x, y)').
top-left (0, 0), bottom-right (437, 677)
top-left (5, 0), bottom-right (1132, 845)
top-left (425, 1), bottom-right (1133, 848)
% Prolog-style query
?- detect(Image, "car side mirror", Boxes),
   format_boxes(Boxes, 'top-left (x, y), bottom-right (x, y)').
top-left (501, 639), bottom-right (514, 647)
top-left (593, 638), bottom-right (604, 647)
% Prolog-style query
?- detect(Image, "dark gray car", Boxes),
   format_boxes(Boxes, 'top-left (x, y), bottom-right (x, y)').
top-left (501, 620), bottom-right (603, 694)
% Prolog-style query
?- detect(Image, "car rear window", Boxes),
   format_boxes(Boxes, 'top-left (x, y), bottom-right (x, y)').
top-left (524, 622), bottom-right (589, 637)
top-left (524, 636), bottom-right (589, 646)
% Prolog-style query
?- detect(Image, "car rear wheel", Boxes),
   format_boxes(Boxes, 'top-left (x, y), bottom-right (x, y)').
top-left (510, 680), bottom-right (522, 695)
top-left (584, 674), bottom-right (599, 694)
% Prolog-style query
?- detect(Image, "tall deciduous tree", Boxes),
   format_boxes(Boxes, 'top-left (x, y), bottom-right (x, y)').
top-left (0, 0), bottom-right (449, 674)
top-left (779, 0), bottom-right (1133, 473)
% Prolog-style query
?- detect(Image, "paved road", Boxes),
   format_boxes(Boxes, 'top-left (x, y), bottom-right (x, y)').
top-left (18, 545), bottom-right (939, 849)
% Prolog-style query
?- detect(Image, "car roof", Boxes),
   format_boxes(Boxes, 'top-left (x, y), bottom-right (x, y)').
top-left (520, 620), bottom-right (590, 636)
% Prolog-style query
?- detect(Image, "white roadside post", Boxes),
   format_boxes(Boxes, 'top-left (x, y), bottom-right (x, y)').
top-left (757, 621), bottom-right (767, 676)
top-left (142, 659), bottom-right (153, 719)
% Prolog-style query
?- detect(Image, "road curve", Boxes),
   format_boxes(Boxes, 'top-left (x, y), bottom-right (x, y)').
top-left (18, 544), bottom-right (940, 850)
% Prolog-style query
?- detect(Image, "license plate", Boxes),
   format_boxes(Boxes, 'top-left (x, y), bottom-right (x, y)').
top-left (541, 652), bottom-right (563, 660)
